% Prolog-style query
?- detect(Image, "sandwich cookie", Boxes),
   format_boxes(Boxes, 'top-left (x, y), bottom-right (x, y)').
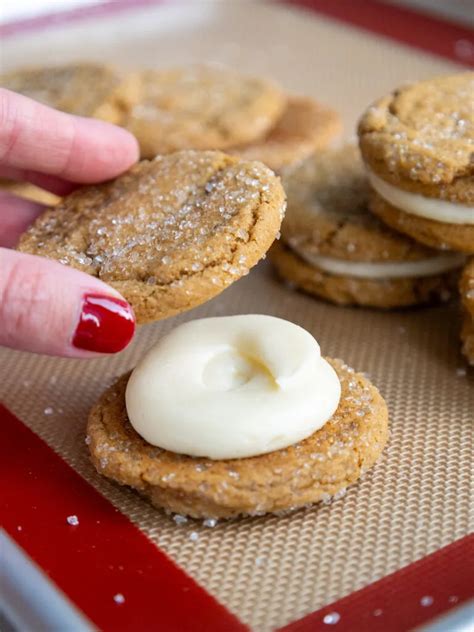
top-left (358, 73), bottom-right (474, 254)
top-left (87, 315), bottom-right (389, 519)
top-left (123, 66), bottom-right (286, 158)
top-left (231, 96), bottom-right (342, 172)
top-left (18, 150), bottom-right (285, 323)
top-left (271, 145), bottom-right (465, 308)
top-left (0, 62), bottom-right (140, 124)
top-left (460, 259), bottom-right (474, 365)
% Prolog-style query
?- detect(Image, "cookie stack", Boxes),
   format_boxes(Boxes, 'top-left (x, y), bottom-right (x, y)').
top-left (272, 73), bottom-right (473, 363)
top-left (271, 144), bottom-right (465, 309)
top-left (358, 73), bottom-right (474, 363)
top-left (1, 62), bottom-right (341, 173)
top-left (358, 74), bottom-right (473, 256)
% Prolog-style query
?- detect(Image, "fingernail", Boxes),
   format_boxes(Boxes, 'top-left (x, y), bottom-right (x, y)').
top-left (73, 294), bottom-right (135, 353)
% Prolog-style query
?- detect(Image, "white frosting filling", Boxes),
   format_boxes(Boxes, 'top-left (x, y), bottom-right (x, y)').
top-left (293, 247), bottom-right (466, 280)
top-left (368, 170), bottom-right (474, 225)
top-left (125, 315), bottom-right (341, 459)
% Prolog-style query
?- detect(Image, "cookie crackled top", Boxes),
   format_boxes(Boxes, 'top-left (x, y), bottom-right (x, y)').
top-left (358, 73), bottom-right (474, 198)
top-left (124, 66), bottom-right (286, 158)
top-left (0, 63), bottom-right (139, 123)
top-left (18, 150), bottom-right (286, 323)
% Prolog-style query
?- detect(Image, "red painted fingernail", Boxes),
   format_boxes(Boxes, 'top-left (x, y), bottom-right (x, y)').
top-left (73, 294), bottom-right (135, 353)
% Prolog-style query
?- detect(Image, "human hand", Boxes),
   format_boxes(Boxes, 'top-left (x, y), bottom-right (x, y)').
top-left (0, 88), bottom-right (139, 357)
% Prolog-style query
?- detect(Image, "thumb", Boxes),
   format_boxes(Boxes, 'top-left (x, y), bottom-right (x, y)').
top-left (0, 249), bottom-right (135, 357)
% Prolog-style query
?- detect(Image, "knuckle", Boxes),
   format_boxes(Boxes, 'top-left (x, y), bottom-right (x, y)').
top-left (0, 88), bottom-right (21, 162)
top-left (0, 255), bottom-right (52, 343)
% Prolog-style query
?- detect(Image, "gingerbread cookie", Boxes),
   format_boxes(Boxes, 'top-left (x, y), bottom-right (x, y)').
top-left (358, 73), bottom-right (474, 253)
top-left (369, 192), bottom-right (474, 254)
top-left (272, 145), bottom-right (464, 308)
top-left (18, 150), bottom-right (285, 323)
top-left (460, 258), bottom-right (474, 365)
top-left (231, 97), bottom-right (342, 172)
top-left (87, 316), bottom-right (388, 519)
top-left (123, 66), bottom-right (286, 158)
top-left (0, 63), bottom-right (139, 124)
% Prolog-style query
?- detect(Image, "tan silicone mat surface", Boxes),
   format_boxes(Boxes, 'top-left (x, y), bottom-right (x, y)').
top-left (1, 2), bottom-right (473, 630)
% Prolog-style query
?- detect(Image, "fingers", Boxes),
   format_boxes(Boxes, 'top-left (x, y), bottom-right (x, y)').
top-left (0, 88), bottom-right (139, 183)
top-left (0, 249), bottom-right (135, 357)
top-left (0, 191), bottom-right (45, 248)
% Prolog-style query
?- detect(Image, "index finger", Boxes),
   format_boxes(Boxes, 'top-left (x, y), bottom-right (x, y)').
top-left (0, 88), bottom-right (140, 183)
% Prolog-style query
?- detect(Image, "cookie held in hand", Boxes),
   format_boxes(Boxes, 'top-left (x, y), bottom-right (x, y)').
top-left (18, 150), bottom-right (286, 323)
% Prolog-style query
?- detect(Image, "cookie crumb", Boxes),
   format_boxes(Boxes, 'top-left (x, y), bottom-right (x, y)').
top-left (333, 488), bottom-right (347, 501)
top-left (66, 515), bottom-right (79, 526)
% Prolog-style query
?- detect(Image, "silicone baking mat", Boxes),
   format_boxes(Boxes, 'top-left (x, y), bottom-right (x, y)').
top-left (1, 1), bottom-right (473, 630)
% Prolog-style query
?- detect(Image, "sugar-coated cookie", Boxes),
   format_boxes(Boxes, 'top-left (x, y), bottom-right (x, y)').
top-left (0, 63), bottom-right (139, 124)
top-left (231, 97), bottom-right (341, 172)
top-left (460, 258), bottom-right (474, 365)
top-left (369, 192), bottom-right (474, 254)
top-left (123, 66), bottom-right (286, 157)
top-left (271, 241), bottom-right (460, 309)
top-left (271, 145), bottom-right (464, 308)
top-left (18, 150), bottom-right (285, 323)
top-left (358, 73), bottom-right (474, 253)
top-left (87, 359), bottom-right (388, 519)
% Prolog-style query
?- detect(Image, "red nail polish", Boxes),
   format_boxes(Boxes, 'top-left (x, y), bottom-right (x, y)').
top-left (73, 294), bottom-right (135, 353)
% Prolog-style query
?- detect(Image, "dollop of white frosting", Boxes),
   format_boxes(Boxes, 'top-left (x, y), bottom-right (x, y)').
top-left (292, 247), bottom-right (466, 279)
top-left (368, 170), bottom-right (474, 225)
top-left (125, 315), bottom-right (341, 459)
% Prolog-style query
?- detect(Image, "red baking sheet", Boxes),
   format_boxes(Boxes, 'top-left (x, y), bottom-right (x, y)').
top-left (1, 404), bottom-right (473, 631)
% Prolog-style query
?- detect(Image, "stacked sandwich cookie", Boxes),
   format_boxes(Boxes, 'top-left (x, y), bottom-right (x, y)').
top-left (358, 73), bottom-right (474, 254)
top-left (358, 73), bottom-right (473, 358)
top-left (271, 145), bottom-right (465, 309)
